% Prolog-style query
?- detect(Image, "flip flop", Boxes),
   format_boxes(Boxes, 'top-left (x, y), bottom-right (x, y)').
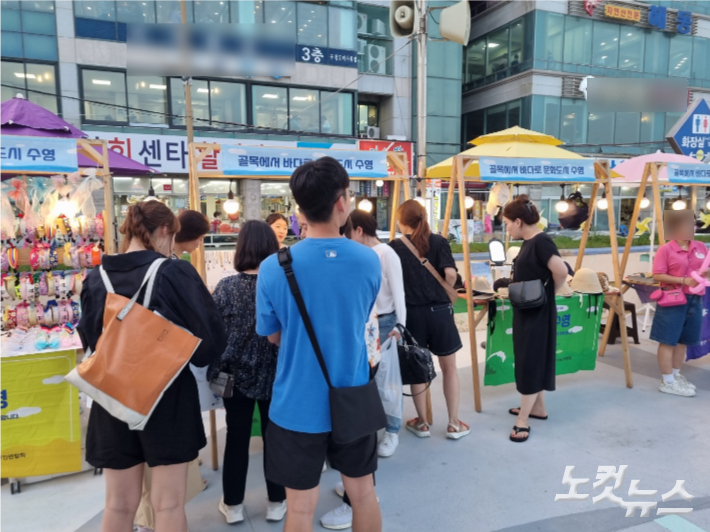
top-left (508, 407), bottom-right (548, 420)
top-left (510, 425), bottom-right (530, 443)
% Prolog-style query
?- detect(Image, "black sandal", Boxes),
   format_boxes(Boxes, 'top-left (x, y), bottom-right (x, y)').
top-left (508, 408), bottom-right (548, 420)
top-left (510, 425), bottom-right (530, 442)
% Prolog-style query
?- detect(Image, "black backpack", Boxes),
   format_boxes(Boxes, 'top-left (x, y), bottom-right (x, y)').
top-left (558, 191), bottom-right (589, 230)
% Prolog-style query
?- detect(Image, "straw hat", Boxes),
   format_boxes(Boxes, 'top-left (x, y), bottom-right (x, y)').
top-left (570, 268), bottom-right (604, 294)
top-left (506, 246), bottom-right (521, 265)
top-left (556, 277), bottom-right (574, 297)
top-left (596, 272), bottom-right (619, 293)
top-left (472, 276), bottom-right (495, 298)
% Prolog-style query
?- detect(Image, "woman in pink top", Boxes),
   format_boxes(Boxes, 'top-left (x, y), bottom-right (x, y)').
top-left (650, 213), bottom-right (708, 397)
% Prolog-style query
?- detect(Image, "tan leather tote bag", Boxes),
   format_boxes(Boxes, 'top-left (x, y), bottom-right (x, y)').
top-left (65, 258), bottom-right (202, 430)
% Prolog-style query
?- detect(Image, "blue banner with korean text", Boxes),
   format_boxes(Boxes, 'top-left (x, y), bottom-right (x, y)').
top-left (666, 162), bottom-right (710, 184)
top-left (0, 136), bottom-right (78, 173)
top-left (296, 45), bottom-right (358, 68)
top-left (478, 158), bottom-right (596, 182)
top-left (222, 146), bottom-right (389, 178)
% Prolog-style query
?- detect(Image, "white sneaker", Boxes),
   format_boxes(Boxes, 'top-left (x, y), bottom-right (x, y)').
top-left (218, 497), bottom-right (245, 524)
top-left (266, 500), bottom-right (287, 522)
top-left (334, 481), bottom-right (345, 498)
top-left (659, 380), bottom-right (695, 397)
top-left (675, 374), bottom-right (696, 391)
top-left (377, 432), bottom-right (399, 458)
top-left (320, 503), bottom-right (353, 530)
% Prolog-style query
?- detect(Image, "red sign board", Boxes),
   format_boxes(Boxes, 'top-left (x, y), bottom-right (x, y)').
top-left (358, 140), bottom-right (413, 176)
top-left (163, 184), bottom-right (172, 191)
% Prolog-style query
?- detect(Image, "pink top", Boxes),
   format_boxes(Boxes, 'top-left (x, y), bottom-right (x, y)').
top-left (652, 240), bottom-right (708, 295)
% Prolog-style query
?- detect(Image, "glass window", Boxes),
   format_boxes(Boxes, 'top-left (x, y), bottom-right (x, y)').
top-left (170, 78), bottom-right (209, 126)
top-left (669, 36), bottom-right (692, 77)
top-left (156, 1), bottom-right (191, 23)
top-left (321, 91), bottom-right (353, 135)
top-left (486, 27), bottom-right (509, 77)
top-left (1, 7), bottom-right (20, 31)
top-left (193, 0), bottom-right (228, 23)
top-left (1, 31), bottom-right (23, 58)
top-left (1, 60), bottom-right (27, 102)
top-left (665, 111), bottom-right (682, 136)
top-left (210, 81), bottom-right (246, 128)
top-left (21, 10), bottom-right (55, 34)
top-left (252, 85), bottom-right (288, 129)
top-left (592, 21), bottom-right (618, 69)
top-left (563, 17), bottom-right (592, 66)
top-left (25, 62), bottom-right (58, 113)
top-left (619, 27), bottom-right (643, 71)
top-left (508, 100), bottom-right (521, 127)
top-left (535, 11), bottom-right (564, 64)
top-left (644, 30), bottom-right (670, 75)
top-left (531, 96), bottom-right (560, 140)
top-left (1, 0), bottom-right (20, 8)
top-left (509, 18), bottom-right (524, 74)
top-left (230, 0), bottom-right (262, 23)
top-left (691, 37), bottom-right (709, 80)
top-left (82, 69), bottom-right (127, 122)
top-left (615, 112), bottom-right (640, 144)
top-left (126, 76), bottom-right (167, 124)
top-left (75, 1), bottom-right (115, 21)
top-left (462, 109), bottom-right (484, 143)
top-left (357, 103), bottom-right (378, 135)
top-left (297, 2), bottom-right (327, 46)
top-left (486, 103), bottom-right (507, 133)
top-left (640, 112), bottom-right (664, 142)
top-left (587, 111), bottom-right (614, 145)
top-left (329, 7), bottom-right (356, 50)
top-left (465, 38), bottom-right (485, 85)
top-left (264, 1), bottom-right (294, 36)
top-left (21, 2), bottom-right (55, 12)
top-left (23, 34), bottom-right (57, 61)
top-left (559, 98), bottom-right (586, 144)
top-left (290, 88), bottom-right (319, 132)
top-left (117, 1), bottom-right (156, 23)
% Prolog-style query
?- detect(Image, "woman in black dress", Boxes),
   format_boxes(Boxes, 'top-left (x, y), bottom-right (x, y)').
top-left (78, 201), bottom-right (227, 532)
top-left (502, 196), bottom-right (569, 443)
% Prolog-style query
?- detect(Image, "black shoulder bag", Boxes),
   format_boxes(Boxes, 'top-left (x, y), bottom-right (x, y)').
top-left (396, 324), bottom-right (437, 390)
top-left (277, 248), bottom-right (386, 444)
top-left (507, 257), bottom-right (550, 310)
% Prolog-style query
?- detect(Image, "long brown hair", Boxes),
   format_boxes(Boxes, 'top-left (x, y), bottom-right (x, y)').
top-left (397, 199), bottom-right (431, 256)
top-left (120, 201), bottom-right (180, 253)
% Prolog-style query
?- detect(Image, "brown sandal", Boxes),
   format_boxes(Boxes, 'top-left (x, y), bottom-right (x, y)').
top-left (406, 417), bottom-right (431, 438)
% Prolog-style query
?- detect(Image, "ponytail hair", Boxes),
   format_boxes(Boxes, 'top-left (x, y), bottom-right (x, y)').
top-left (397, 199), bottom-right (431, 256)
top-left (120, 200), bottom-right (180, 253)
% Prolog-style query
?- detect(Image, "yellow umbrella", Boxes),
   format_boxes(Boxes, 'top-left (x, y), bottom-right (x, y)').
top-left (427, 126), bottom-right (585, 180)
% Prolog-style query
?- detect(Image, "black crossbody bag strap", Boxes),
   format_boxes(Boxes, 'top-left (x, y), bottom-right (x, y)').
top-left (277, 247), bottom-right (333, 389)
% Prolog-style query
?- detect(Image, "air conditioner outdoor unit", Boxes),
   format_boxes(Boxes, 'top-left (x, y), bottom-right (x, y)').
top-left (366, 126), bottom-right (380, 139)
top-left (370, 19), bottom-right (386, 35)
top-left (367, 44), bottom-right (387, 74)
top-left (357, 13), bottom-right (368, 33)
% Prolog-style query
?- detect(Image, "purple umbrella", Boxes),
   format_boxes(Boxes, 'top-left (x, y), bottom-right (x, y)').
top-left (1, 97), bottom-right (85, 138)
top-left (1, 96), bottom-right (156, 176)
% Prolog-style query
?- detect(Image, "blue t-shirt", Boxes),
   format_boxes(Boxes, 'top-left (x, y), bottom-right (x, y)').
top-left (256, 237), bottom-right (381, 433)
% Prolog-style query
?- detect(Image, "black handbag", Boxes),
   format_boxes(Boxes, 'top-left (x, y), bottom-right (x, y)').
top-left (558, 191), bottom-right (589, 230)
top-left (277, 248), bottom-right (386, 445)
top-left (508, 280), bottom-right (547, 309)
top-left (396, 324), bottom-right (437, 389)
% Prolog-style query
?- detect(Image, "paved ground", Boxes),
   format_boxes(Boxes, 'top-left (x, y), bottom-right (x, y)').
top-left (3, 326), bottom-right (709, 532)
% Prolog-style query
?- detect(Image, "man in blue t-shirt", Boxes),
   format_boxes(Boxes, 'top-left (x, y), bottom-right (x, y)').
top-left (257, 156), bottom-right (382, 532)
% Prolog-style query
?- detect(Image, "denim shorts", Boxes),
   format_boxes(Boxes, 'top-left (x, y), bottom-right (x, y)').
top-left (650, 294), bottom-right (703, 347)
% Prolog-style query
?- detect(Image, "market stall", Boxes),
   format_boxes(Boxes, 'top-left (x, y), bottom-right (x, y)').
top-left (1, 135), bottom-right (112, 494)
top-left (187, 142), bottom-right (411, 469)
top-left (439, 151), bottom-right (631, 412)
top-left (608, 155), bottom-right (710, 359)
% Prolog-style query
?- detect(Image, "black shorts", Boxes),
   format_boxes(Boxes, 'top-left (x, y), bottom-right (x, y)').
top-left (265, 422), bottom-right (378, 491)
top-left (406, 303), bottom-right (462, 356)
